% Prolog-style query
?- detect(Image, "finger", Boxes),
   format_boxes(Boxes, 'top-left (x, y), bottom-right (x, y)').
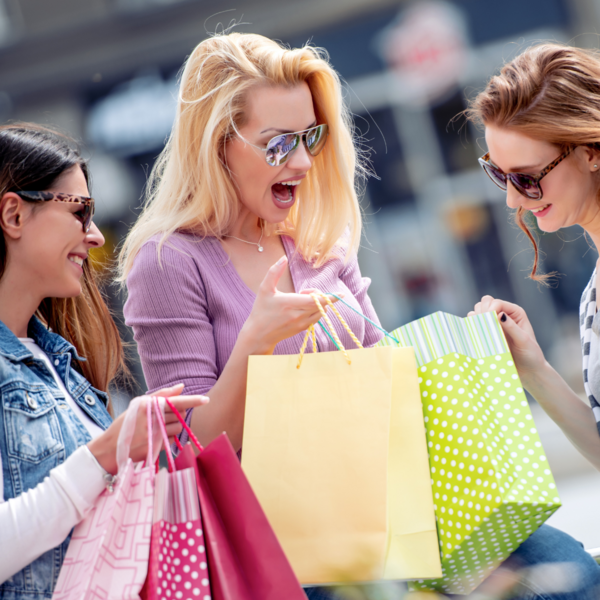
top-left (150, 383), bottom-right (185, 397)
top-left (163, 396), bottom-right (209, 413)
top-left (299, 289), bottom-right (342, 303)
top-left (498, 312), bottom-right (530, 347)
top-left (260, 256), bottom-right (287, 294)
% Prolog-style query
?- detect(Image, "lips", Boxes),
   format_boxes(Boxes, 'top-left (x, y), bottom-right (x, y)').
top-left (529, 204), bottom-right (551, 218)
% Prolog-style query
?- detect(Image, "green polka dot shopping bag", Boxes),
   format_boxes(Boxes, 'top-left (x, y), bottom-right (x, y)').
top-left (378, 310), bottom-right (561, 594)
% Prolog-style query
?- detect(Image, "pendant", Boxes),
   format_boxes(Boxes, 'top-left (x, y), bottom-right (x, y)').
top-left (258, 246), bottom-right (264, 252)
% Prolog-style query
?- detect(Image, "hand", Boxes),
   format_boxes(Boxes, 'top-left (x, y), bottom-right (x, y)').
top-left (241, 256), bottom-right (337, 354)
top-left (468, 295), bottom-right (547, 385)
top-left (87, 385), bottom-right (208, 475)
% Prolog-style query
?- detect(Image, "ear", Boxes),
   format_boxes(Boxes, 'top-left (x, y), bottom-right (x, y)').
top-left (0, 192), bottom-right (29, 240)
top-left (583, 146), bottom-right (600, 172)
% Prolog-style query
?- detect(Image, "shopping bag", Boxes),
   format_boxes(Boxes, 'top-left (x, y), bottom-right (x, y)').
top-left (168, 398), bottom-right (306, 600)
top-left (378, 311), bottom-right (561, 594)
top-left (141, 398), bottom-right (211, 600)
top-left (242, 293), bottom-right (441, 584)
top-left (53, 397), bottom-right (158, 600)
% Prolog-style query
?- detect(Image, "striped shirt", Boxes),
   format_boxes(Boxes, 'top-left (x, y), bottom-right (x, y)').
top-left (579, 268), bottom-right (600, 434)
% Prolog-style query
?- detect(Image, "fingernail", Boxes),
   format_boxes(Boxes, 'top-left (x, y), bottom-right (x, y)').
top-left (276, 256), bottom-right (287, 265)
top-left (500, 313), bottom-right (507, 323)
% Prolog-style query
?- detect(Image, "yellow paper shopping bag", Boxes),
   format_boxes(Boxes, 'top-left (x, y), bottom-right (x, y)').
top-left (241, 294), bottom-right (441, 585)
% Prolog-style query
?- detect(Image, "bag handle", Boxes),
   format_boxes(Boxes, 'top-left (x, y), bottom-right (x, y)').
top-left (151, 397), bottom-right (176, 473)
top-left (297, 292), bottom-right (364, 368)
top-left (326, 292), bottom-right (399, 344)
top-left (164, 397), bottom-right (205, 453)
top-left (116, 396), bottom-right (154, 475)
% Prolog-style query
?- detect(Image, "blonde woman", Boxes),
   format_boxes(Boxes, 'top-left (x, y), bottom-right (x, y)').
top-left (119, 32), bottom-right (383, 458)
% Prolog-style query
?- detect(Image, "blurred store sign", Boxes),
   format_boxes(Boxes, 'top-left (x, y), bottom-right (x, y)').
top-left (375, 0), bottom-right (469, 105)
top-left (87, 73), bottom-right (177, 157)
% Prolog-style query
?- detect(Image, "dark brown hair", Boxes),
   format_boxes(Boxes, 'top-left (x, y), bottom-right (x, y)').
top-left (0, 123), bottom-right (126, 410)
top-left (466, 43), bottom-right (600, 280)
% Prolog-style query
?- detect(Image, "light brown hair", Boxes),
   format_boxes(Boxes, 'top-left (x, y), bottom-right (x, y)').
top-left (466, 43), bottom-right (600, 280)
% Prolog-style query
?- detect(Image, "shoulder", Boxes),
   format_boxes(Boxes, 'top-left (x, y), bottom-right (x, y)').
top-left (581, 268), bottom-right (596, 312)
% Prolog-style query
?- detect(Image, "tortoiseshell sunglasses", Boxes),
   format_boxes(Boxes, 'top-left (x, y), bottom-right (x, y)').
top-left (478, 147), bottom-right (574, 200)
top-left (15, 190), bottom-right (95, 232)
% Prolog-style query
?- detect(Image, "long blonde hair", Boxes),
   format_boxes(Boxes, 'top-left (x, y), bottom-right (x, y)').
top-left (466, 42), bottom-right (600, 280)
top-left (118, 33), bottom-right (363, 278)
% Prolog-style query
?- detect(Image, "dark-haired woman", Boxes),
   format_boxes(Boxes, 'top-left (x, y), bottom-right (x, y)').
top-left (0, 123), bottom-right (207, 598)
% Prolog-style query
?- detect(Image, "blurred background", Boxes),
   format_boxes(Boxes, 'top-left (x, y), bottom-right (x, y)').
top-left (2, 0), bottom-right (600, 551)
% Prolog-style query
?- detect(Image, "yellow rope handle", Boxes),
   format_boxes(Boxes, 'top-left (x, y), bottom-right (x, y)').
top-left (319, 294), bottom-right (364, 350)
top-left (297, 292), bottom-right (362, 368)
top-left (297, 324), bottom-right (317, 369)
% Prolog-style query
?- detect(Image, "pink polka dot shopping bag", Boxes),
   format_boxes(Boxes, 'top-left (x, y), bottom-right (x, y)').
top-left (141, 397), bottom-right (211, 600)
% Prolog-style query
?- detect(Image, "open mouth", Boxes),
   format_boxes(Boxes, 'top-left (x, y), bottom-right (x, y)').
top-left (271, 179), bottom-right (302, 207)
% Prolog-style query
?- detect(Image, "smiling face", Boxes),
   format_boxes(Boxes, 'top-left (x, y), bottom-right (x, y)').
top-left (484, 125), bottom-right (600, 233)
top-left (225, 82), bottom-right (318, 224)
top-left (6, 164), bottom-right (105, 299)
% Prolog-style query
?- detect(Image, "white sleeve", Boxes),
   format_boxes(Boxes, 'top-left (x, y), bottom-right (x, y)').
top-left (0, 445), bottom-right (106, 584)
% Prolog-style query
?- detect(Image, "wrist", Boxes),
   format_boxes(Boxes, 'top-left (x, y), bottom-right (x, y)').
top-left (87, 431), bottom-right (118, 475)
top-left (238, 321), bottom-right (276, 355)
top-left (520, 359), bottom-right (557, 399)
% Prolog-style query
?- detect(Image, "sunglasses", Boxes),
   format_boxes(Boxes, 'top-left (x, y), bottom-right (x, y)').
top-left (262, 124), bottom-right (329, 167)
top-left (16, 190), bottom-right (95, 232)
top-left (478, 147), bottom-right (573, 200)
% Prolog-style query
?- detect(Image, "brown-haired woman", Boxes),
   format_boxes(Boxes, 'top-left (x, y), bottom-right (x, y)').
top-left (466, 43), bottom-right (600, 599)
top-left (0, 123), bottom-right (207, 598)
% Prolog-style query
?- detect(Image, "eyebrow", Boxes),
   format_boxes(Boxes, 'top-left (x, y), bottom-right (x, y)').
top-left (260, 121), bottom-right (317, 135)
top-left (489, 155), bottom-right (542, 172)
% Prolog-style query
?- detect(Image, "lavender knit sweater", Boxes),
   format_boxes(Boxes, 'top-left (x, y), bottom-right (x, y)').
top-left (124, 233), bottom-right (383, 395)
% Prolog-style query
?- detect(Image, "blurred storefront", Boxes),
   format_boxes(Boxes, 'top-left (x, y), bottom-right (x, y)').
top-left (0, 0), bottom-right (599, 394)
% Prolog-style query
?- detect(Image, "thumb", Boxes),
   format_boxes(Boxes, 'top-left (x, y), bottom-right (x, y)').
top-left (499, 312), bottom-right (530, 350)
top-left (260, 255), bottom-right (287, 294)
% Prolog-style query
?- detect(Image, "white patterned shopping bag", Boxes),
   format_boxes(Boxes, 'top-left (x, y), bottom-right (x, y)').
top-left (53, 398), bottom-right (157, 600)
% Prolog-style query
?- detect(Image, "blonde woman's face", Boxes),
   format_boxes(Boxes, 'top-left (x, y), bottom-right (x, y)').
top-left (225, 82), bottom-right (317, 223)
top-left (484, 125), bottom-right (600, 233)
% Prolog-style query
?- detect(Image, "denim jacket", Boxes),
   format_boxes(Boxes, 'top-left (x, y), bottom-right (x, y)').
top-left (0, 317), bottom-right (112, 600)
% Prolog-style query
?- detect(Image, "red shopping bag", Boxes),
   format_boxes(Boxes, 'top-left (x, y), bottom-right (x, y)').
top-left (141, 398), bottom-right (211, 600)
top-left (167, 399), bottom-right (306, 600)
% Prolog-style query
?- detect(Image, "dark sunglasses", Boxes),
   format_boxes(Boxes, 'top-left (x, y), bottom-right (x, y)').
top-left (15, 190), bottom-right (95, 232)
top-left (263, 124), bottom-right (329, 167)
top-left (478, 147), bottom-right (574, 200)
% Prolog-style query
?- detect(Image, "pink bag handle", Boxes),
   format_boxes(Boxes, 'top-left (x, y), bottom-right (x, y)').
top-left (151, 397), bottom-right (176, 473)
top-left (164, 397), bottom-right (204, 453)
top-left (116, 396), bottom-right (154, 474)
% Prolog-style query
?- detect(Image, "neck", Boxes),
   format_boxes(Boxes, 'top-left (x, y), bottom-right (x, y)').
top-left (229, 207), bottom-right (264, 240)
top-left (0, 265), bottom-right (42, 338)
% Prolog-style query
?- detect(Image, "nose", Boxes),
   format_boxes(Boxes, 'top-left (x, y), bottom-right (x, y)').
top-left (85, 221), bottom-right (105, 248)
top-left (286, 138), bottom-right (314, 171)
top-left (505, 181), bottom-right (524, 210)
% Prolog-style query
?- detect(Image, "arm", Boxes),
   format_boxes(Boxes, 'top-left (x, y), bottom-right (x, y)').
top-left (0, 446), bottom-right (105, 583)
top-left (471, 296), bottom-right (600, 471)
top-left (125, 244), bottom-right (331, 451)
top-left (338, 254), bottom-right (384, 348)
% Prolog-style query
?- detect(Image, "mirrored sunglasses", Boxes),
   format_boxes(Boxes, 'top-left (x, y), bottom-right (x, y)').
top-left (264, 124), bottom-right (329, 167)
top-left (478, 147), bottom-right (573, 201)
top-left (16, 190), bottom-right (95, 232)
